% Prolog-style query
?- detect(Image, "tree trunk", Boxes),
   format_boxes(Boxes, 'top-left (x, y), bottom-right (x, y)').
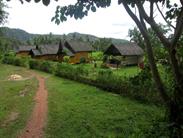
top-left (168, 48), bottom-right (183, 138)
top-left (169, 99), bottom-right (183, 138)
top-left (123, 2), bottom-right (183, 137)
top-left (169, 48), bottom-right (183, 90)
top-left (122, 2), bottom-right (170, 106)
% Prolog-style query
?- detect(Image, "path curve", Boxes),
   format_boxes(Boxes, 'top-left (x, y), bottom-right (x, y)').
top-left (19, 74), bottom-right (48, 138)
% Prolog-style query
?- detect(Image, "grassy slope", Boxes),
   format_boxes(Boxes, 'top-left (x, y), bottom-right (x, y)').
top-left (0, 64), bottom-right (37, 138)
top-left (46, 76), bottom-right (164, 138)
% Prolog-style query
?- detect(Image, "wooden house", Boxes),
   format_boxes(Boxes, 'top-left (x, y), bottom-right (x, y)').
top-left (29, 42), bottom-right (64, 62)
top-left (15, 45), bottom-right (36, 57)
top-left (104, 43), bottom-right (144, 67)
top-left (63, 40), bottom-right (93, 64)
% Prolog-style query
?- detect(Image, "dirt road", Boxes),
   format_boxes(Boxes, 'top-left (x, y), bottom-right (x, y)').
top-left (19, 74), bottom-right (48, 138)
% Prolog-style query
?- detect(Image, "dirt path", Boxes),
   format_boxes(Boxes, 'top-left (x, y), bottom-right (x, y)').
top-left (19, 74), bottom-right (48, 138)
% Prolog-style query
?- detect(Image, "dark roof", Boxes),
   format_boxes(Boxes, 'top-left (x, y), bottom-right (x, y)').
top-left (16, 45), bottom-right (36, 53)
top-left (30, 44), bottom-right (63, 56)
top-left (63, 46), bottom-right (74, 56)
top-left (64, 40), bottom-right (93, 53)
top-left (104, 43), bottom-right (144, 56)
top-left (29, 40), bottom-right (93, 57)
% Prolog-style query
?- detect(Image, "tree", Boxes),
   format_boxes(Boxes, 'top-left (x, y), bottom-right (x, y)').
top-left (6, 0), bottom-right (183, 137)
top-left (129, 25), bottom-right (170, 64)
top-left (0, 0), bottom-right (8, 25)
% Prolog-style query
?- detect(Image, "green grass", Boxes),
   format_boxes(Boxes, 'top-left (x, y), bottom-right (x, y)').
top-left (0, 64), bottom-right (37, 138)
top-left (46, 76), bottom-right (164, 138)
top-left (113, 66), bottom-right (140, 77)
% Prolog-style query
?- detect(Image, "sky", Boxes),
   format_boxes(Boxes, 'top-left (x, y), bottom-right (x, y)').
top-left (2, 0), bottom-right (174, 40)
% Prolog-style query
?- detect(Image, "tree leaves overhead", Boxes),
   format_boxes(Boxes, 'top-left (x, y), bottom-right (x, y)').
top-left (42, 0), bottom-right (50, 6)
top-left (0, 1), bottom-right (8, 25)
top-left (6, 0), bottom-right (56, 6)
top-left (34, 0), bottom-right (41, 3)
top-left (51, 0), bottom-right (111, 25)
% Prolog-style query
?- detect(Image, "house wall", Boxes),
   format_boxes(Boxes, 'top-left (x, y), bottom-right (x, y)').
top-left (121, 55), bottom-right (143, 65)
top-left (16, 51), bottom-right (30, 57)
top-left (33, 55), bottom-right (58, 61)
top-left (69, 52), bottom-right (90, 64)
top-left (58, 55), bottom-right (64, 62)
top-left (33, 54), bottom-right (64, 62)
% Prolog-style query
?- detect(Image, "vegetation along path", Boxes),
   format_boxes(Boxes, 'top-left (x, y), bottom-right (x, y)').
top-left (19, 73), bottom-right (48, 138)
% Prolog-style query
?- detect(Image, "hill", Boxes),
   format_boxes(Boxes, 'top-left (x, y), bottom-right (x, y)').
top-left (0, 27), bottom-right (34, 42)
top-left (0, 27), bottom-right (128, 44)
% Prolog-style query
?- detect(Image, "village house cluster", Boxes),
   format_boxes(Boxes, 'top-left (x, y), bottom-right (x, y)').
top-left (15, 40), bottom-right (144, 66)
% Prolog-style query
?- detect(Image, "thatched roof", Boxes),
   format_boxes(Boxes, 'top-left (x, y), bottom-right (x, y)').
top-left (63, 46), bottom-right (74, 56)
top-left (16, 45), bottom-right (36, 53)
top-left (104, 43), bottom-right (144, 56)
top-left (20, 40), bottom-right (93, 57)
top-left (30, 43), bottom-right (63, 56)
top-left (64, 40), bottom-right (93, 53)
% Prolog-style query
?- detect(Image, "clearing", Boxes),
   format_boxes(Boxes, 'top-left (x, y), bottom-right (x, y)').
top-left (0, 64), bottom-right (164, 137)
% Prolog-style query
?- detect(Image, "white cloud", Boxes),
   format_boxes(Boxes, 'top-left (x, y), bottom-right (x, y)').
top-left (3, 0), bottom-right (173, 39)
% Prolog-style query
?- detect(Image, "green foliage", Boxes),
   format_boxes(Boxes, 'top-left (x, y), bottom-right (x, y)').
top-left (2, 54), bottom-right (28, 67)
top-left (55, 63), bottom-right (88, 81)
top-left (63, 56), bottom-right (70, 63)
top-left (92, 38), bottom-right (111, 51)
top-left (0, 27), bottom-right (34, 42)
top-left (0, 1), bottom-right (8, 25)
top-left (80, 57), bottom-right (86, 63)
top-left (2, 55), bottom-right (168, 104)
top-left (52, 0), bottom-right (111, 24)
top-left (100, 63), bottom-right (109, 69)
top-left (91, 52), bottom-right (103, 61)
top-left (0, 35), bottom-right (22, 54)
top-left (40, 61), bottom-right (54, 73)
top-left (129, 26), bottom-right (170, 65)
top-left (29, 59), bottom-right (41, 70)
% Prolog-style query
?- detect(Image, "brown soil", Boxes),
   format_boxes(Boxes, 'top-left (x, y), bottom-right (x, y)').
top-left (19, 74), bottom-right (48, 138)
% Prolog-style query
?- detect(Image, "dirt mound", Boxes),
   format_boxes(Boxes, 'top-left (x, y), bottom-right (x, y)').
top-left (8, 74), bottom-right (23, 81)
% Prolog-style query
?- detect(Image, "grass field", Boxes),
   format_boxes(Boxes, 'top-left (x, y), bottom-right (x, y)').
top-left (74, 62), bottom-right (140, 79)
top-left (0, 64), bottom-right (37, 138)
top-left (0, 64), bottom-right (165, 137)
top-left (46, 76), bottom-right (164, 138)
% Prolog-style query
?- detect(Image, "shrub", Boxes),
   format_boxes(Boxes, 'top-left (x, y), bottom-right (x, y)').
top-left (75, 65), bottom-right (88, 77)
top-left (80, 57), bottom-right (86, 63)
top-left (102, 55), bottom-right (108, 63)
top-left (40, 61), bottom-right (54, 73)
top-left (2, 56), bottom-right (14, 64)
top-left (100, 63), bottom-right (109, 69)
top-left (29, 59), bottom-right (41, 70)
top-left (63, 56), bottom-right (70, 63)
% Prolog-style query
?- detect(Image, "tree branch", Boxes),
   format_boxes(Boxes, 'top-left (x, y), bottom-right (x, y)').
top-left (156, 3), bottom-right (175, 29)
top-left (122, 1), bottom-right (171, 105)
top-left (180, 0), bottom-right (183, 7)
top-left (136, 2), bottom-right (170, 47)
top-left (171, 8), bottom-right (183, 49)
top-left (150, 1), bottom-right (154, 19)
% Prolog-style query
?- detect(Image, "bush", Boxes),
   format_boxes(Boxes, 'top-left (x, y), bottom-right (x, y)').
top-left (100, 63), bottom-right (109, 69)
top-left (40, 61), bottom-right (54, 73)
top-left (29, 59), bottom-right (41, 70)
top-left (1, 54), bottom-right (164, 105)
top-left (80, 57), bottom-right (86, 63)
top-left (2, 56), bottom-right (14, 64)
top-left (102, 55), bottom-right (108, 63)
top-left (63, 56), bottom-right (70, 63)
top-left (55, 63), bottom-right (89, 81)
